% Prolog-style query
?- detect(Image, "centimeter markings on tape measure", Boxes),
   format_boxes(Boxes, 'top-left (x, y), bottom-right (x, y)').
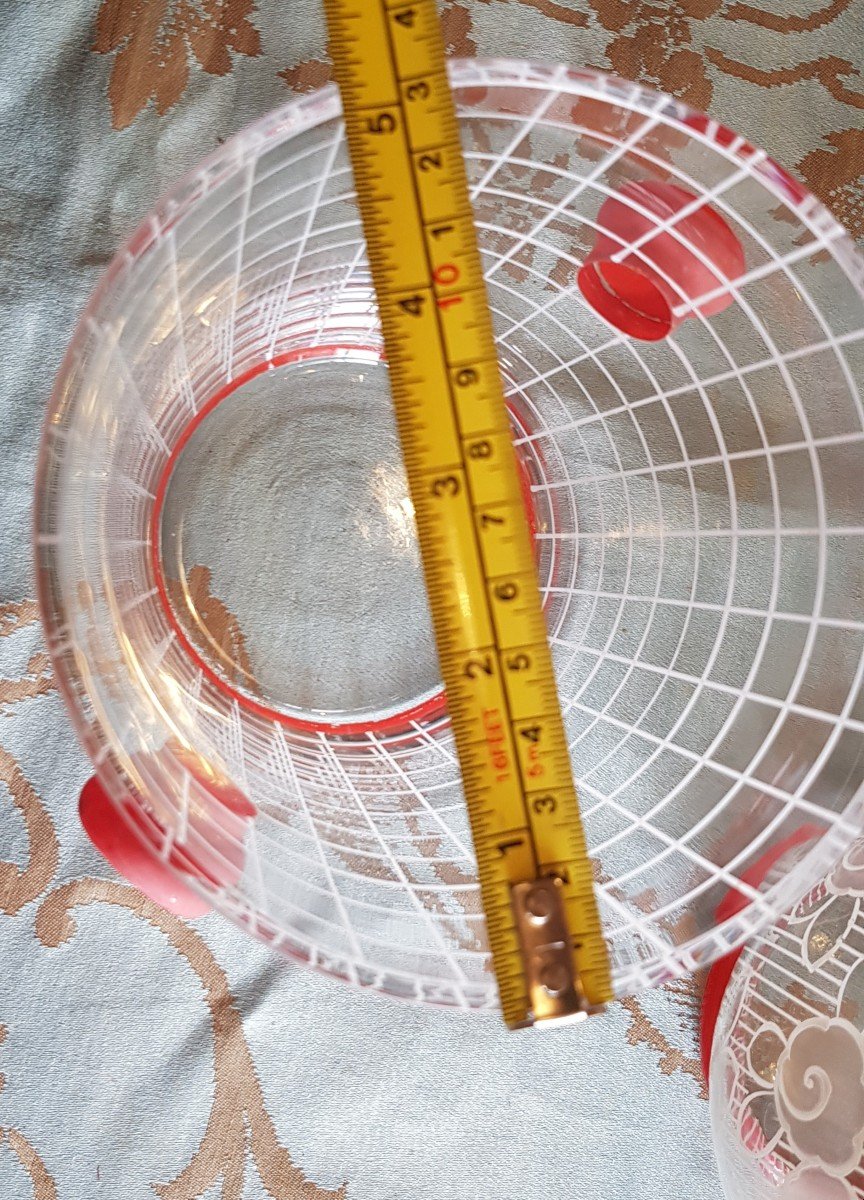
top-left (324, 0), bottom-right (613, 1025)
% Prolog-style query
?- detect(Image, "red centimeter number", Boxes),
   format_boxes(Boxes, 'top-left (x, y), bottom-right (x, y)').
top-left (396, 257), bottom-right (462, 313)
top-left (434, 260), bottom-right (461, 310)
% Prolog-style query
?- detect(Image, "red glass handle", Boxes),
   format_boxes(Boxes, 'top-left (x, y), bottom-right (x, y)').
top-left (79, 776), bottom-right (211, 918)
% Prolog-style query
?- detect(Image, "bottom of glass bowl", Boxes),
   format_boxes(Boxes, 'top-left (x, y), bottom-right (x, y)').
top-left (153, 347), bottom-right (544, 735)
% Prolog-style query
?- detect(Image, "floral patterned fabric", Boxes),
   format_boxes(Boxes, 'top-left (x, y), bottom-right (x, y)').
top-left (1, 1), bottom-right (862, 1197)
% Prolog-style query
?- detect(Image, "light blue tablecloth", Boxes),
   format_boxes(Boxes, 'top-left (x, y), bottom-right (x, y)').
top-left (2, 2), bottom-right (862, 1196)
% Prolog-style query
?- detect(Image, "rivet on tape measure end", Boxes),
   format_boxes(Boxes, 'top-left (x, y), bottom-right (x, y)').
top-left (510, 877), bottom-right (606, 1029)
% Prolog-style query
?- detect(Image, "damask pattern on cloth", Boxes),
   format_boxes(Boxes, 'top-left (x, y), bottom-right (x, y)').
top-left (94, 0), bottom-right (262, 129)
top-left (2, 1), bottom-right (863, 1197)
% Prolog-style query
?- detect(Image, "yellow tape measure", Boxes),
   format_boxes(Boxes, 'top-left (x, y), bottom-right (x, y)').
top-left (324, 0), bottom-right (613, 1025)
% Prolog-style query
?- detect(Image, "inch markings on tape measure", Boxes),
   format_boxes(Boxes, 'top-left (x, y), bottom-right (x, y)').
top-left (324, 0), bottom-right (613, 1025)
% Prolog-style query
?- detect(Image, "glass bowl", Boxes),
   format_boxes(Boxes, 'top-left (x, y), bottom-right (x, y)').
top-left (36, 59), bottom-right (864, 1010)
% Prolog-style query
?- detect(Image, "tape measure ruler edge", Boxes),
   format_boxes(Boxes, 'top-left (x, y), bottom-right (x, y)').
top-left (323, 0), bottom-right (614, 1026)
